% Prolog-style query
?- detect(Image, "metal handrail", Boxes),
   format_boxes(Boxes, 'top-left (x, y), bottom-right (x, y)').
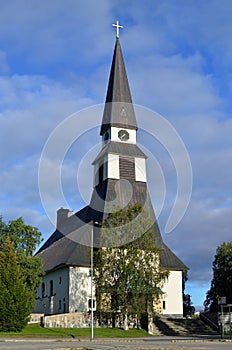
top-left (200, 311), bottom-right (218, 331)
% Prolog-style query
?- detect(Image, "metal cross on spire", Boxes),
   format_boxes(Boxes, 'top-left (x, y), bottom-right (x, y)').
top-left (112, 20), bottom-right (124, 39)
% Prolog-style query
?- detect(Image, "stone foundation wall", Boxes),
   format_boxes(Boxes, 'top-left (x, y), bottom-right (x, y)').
top-left (29, 314), bottom-right (44, 324)
top-left (30, 312), bottom-right (153, 331)
top-left (36, 312), bottom-right (92, 328)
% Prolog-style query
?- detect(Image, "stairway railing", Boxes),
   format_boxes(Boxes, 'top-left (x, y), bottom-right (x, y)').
top-left (200, 311), bottom-right (218, 332)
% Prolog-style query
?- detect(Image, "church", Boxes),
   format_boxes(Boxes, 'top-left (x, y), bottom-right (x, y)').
top-left (34, 22), bottom-right (187, 325)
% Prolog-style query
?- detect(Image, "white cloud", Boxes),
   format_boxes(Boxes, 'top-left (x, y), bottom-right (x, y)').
top-left (0, 1), bottom-right (113, 71)
top-left (0, 73), bottom-right (95, 168)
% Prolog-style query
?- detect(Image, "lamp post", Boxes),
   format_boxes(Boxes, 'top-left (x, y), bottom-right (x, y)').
top-left (90, 221), bottom-right (94, 341)
top-left (90, 220), bottom-right (99, 341)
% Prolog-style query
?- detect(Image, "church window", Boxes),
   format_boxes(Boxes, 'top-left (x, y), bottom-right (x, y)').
top-left (163, 300), bottom-right (166, 310)
top-left (50, 280), bottom-right (54, 296)
top-left (98, 164), bottom-right (104, 183)
top-left (103, 130), bottom-right (111, 143)
top-left (88, 299), bottom-right (95, 309)
top-left (119, 156), bottom-right (135, 180)
top-left (42, 282), bottom-right (45, 298)
top-left (103, 160), bottom-right (108, 180)
top-left (59, 276), bottom-right (62, 284)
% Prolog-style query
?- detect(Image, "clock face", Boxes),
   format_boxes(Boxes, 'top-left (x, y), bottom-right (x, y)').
top-left (118, 129), bottom-right (129, 141)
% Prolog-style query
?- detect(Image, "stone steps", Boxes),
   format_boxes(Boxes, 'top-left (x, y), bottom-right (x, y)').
top-left (154, 316), bottom-right (218, 336)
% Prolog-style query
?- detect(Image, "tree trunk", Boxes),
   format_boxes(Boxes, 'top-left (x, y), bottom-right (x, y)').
top-left (124, 310), bottom-right (129, 331)
top-left (112, 312), bottom-right (116, 328)
top-left (147, 296), bottom-right (154, 334)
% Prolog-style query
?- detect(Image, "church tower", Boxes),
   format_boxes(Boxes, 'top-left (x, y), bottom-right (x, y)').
top-left (34, 23), bottom-right (187, 320)
top-left (90, 37), bottom-right (150, 225)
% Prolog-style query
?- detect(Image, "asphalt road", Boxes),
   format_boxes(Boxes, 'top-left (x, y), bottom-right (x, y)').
top-left (0, 336), bottom-right (231, 350)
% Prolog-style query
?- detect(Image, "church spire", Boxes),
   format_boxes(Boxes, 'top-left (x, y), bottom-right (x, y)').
top-left (100, 34), bottom-right (137, 135)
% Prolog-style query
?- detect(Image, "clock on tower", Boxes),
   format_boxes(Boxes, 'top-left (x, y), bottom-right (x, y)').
top-left (118, 129), bottom-right (129, 141)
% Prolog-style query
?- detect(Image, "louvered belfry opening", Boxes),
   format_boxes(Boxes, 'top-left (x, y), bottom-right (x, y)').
top-left (119, 156), bottom-right (135, 180)
top-left (98, 163), bottom-right (104, 183)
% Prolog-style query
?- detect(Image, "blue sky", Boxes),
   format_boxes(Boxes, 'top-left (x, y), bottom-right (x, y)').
top-left (1, 0), bottom-right (232, 311)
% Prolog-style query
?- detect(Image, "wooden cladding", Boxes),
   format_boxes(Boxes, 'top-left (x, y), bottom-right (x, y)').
top-left (119, 156), bottom-right (135, 180)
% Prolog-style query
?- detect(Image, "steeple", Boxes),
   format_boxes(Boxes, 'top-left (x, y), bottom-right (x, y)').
top-left (100, 38), bottom-right (137, 135)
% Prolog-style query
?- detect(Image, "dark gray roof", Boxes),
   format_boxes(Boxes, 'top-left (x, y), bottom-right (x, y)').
top-left (36, 236), bottom-right (91, 272)
top-left (100, 39), bottom-right (137, 135)
top-left (36, 206), bottom-right (91, 254)
top-left (92, 141), bottom-right (147, 164)
top-left (160, 243), bottom-right (188, 271)
top-left (90, 179), bottom-right (187, 272)
top-left (36, 207), bottom-right (100, 272)
top-left (36, 179), bottom-right (187, 273)
top-left (90, 179), bottom-right (159, 229)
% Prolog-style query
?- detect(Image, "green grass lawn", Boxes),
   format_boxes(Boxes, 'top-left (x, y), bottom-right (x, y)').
top-left (0, 323), bottom-right (151, 338)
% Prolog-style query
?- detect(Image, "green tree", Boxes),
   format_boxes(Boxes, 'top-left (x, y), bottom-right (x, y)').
top-left (204, 242), bottom-right (232, 311)
top-left (0, 216), bottom-right (42, 255)
top-left (0, 238), bottom-right (34, 331)
top-left (94, 204), bottom-right (169, 330)
top-left (183, 294), bottom-right (195, 317)
top-left (0, 216), bottom-right (44, 331)
top-left (182, 272), bottom-right (195, 317)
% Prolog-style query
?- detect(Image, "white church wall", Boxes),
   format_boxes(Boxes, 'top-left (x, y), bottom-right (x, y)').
top-left (107, 153), bottom-right (119, 179)
top-left (135, 158), bottom-right (146, 182)
top-left (111, 127), bottom-right (136, 143)
top-left (69, 266), bottom-right (96, 313)
top-left (33, 267), bottom-right (69, 315)
top-left (162, 270), bottom-right (183, 317)
top-left (93, 163), bottom-right (98, 186)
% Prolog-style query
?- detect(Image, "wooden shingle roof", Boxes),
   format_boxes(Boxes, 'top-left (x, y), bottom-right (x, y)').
top-left (92, 141), bottom-right (147, 164)
top-left (36, 179), bottom-right (187, 272)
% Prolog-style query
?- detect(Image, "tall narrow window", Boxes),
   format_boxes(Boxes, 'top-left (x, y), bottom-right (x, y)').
top-left (88, 299), bottom-right (95, 309)
top-left (50, 280), bottom-right (53, 297)
top-left (98, 164), bottom-right (104, 183)
top-left (63, 298), bottom-right (66, 313)
top-left (42, 282), bottom-right (45, 298)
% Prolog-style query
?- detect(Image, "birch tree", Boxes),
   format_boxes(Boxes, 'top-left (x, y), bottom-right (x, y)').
top-left (94, 204), bottom-right (168, 330)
